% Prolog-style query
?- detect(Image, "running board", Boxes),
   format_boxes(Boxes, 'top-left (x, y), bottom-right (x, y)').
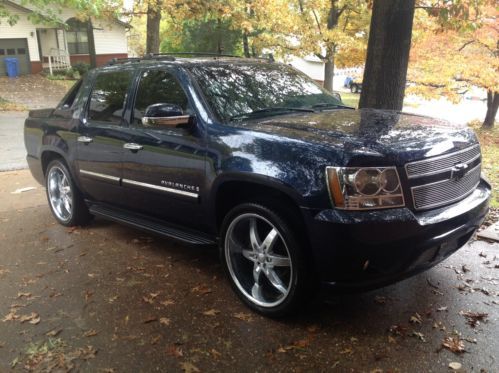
top-left (88, 204), bottom-right (216, 246)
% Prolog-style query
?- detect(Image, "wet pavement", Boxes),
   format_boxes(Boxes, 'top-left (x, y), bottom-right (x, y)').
top-left (0, 170), bottom-right (498, 372)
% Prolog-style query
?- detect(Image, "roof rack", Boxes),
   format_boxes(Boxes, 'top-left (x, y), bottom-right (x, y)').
top-left (106, 52), bottom-right (275, 66)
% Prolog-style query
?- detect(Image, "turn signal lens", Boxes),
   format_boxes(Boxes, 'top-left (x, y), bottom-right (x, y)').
top-left (326, 167), bottom-right (405, 210)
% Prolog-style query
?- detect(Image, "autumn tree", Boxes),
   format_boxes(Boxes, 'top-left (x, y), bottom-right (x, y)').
top-left (290, 0), bottom-right (370, 91)
top-left (409, 2), bottom-right (498, 128)
top-left (359, 0), bottom-right (416, 110)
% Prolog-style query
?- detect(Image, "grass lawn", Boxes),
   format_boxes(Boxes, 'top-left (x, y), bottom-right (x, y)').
top-left (470, 122), bottom-right (499, 208)
top-left (0, 97), bottom-right (26, 111)
top-left (340, 92), bottom-right (360, 108)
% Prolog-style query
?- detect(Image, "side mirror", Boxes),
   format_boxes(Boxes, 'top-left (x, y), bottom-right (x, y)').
top-left (141, 103), bottom-right (191, 128)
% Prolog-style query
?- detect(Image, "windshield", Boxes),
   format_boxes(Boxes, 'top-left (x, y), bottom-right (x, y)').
top-left (188, 63), bottom-right (344, 122)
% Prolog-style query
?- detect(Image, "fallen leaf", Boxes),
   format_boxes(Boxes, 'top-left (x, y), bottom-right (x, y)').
top-left (233, 312), bottom-right (253, 322)
top-left (150, 335), bottom-right (161, 345)
top-left (411, 331), bottom-right (426, 342)
top-left (436, 306), bottom-right (448, 312)
top-left (159, 317), bottom-right (171, 326)
top-left (16, 292), bottom-right (32, 299)
top-left (210, 348), bottom-right (222, 359)
top-left (143, 316), bottom-right (158, 324)
top-left (160, 299), bottom-right (175, 306)
top-left (28, 315), bottom-right (41, 325)
top-left (410, 313), bottom-right (422, 324)
top-left (191, 284), bottom-right (212, 295)
top-left (462, 265), bottom-right (470, 273)
top-left (84, 290), bottom-right (94, 302)
top-left (83, 329), bottom-right (98, 337)
top-left (479, 252), bottom-right (487, 258)
top-left (388, 324), bottom-right (407, 336)
top-left (166, 344), bottom-right (183, 358)
top-left (180, 361), bottom-right (200, 373)
top-left (46, 328), bottom-right (62, 337)
top-left (449, 362), bottom-right (462, 370)
top-left (142, 296), bottom-right (154, 304)
top-left (108, 295), bottom-right (119, 303)
top-left (442, 336), bottom-right (466, 354)
top-left (202, 309), bottom-right (220, 316)
top-left (19, 312), bottom-right (40, 324)
top-left (460, 311), bottom-right (488, 328)
top-left (2, 311), bottom-right (18, 322)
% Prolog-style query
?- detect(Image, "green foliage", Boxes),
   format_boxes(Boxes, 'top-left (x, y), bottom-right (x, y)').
top-left (160, 19), bottom-right (242, 55)
top-left (72, 62), bottom-right (91, 75)
top-left (1, 0), bottom-right (119, 27)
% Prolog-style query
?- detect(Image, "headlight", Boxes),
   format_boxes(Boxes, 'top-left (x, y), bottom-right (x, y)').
top-left (326, 167), bottom-right (405, 210)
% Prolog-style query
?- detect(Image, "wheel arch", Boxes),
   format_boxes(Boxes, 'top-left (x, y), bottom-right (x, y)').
top-left (211, 173), bottom-right (307, 240)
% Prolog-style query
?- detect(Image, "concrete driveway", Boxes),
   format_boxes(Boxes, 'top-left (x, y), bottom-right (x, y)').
top-left (0, 111), bottom-right (28, 171)
top-left (0, 170), bottom-right (498, 372)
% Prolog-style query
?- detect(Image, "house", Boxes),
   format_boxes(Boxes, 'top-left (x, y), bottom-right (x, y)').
top-left (0, 0), bottom-right (128, 76)
top-left (286, 55), bottom-right (363, 91)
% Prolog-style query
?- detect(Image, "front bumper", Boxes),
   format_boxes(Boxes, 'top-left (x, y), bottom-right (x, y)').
top-left (302, 180), bottom-right (491, 291)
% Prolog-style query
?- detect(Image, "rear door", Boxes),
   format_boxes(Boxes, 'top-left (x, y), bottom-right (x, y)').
top-left (121, 67), bottom-right (207, 229)
top-left (76, 69), bottom-right (134, 206)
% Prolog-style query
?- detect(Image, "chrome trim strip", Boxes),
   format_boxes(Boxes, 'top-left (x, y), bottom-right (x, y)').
top-left (80, 169), bottom-right (120, 183)
top-left (405, 144), bottom-right (480, 179)
top-left (122, 179), bottom-right (198, 199)
top-left (410, 163), bottom-right (481, 210)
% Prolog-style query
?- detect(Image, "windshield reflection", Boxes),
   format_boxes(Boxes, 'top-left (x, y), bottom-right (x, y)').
top-left (188, 63), bottom-right (343, 122)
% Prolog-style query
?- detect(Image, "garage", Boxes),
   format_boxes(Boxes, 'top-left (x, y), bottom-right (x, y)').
top-left (0, 38), bottom-right (31, 76)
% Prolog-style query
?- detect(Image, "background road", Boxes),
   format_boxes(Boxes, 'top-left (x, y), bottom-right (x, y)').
top-left (0, 111), bottom-right (28, 171)
top-left (0, 170), bottom-right (498, 372)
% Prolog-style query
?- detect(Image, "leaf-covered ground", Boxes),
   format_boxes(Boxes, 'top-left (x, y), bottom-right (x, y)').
top-left (0, 170), bottom-right (498, 372)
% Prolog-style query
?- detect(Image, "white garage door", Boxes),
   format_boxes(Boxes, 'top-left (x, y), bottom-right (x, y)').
top-left (0, 38), bottom-right (31, 76)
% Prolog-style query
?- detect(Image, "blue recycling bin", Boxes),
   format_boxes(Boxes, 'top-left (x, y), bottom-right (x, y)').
top-left (5, 57), bottom-right (19, 78)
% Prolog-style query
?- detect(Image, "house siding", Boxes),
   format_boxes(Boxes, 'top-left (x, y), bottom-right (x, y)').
top-left (1, 2), bottom-right (128, 73)
top-left (0, 4), bottom-right (40, 62)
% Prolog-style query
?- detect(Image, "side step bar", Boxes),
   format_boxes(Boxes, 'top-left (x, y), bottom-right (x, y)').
top-left (88, 203), bottom-right (216, 246)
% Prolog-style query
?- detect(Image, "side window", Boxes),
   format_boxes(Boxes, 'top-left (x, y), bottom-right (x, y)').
top-left (59, 79), bottom-right (83, 109)
top-left (88, 71), bottom-right (133, 124)
top-left (133, 70), bottom-right (191, 126)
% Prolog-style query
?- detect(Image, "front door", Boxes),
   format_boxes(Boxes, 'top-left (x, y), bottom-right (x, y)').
top-left (76, 69), bottom-right (134, 207)
top-left (121, 68), bottom-right (207, 229)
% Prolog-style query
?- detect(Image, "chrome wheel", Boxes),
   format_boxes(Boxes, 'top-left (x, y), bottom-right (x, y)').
top-left (47, 166), bottom-right (73, 222)
top-left (225, 213), bottom-right (293, 308)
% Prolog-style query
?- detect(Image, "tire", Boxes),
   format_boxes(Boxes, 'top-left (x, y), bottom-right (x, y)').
top-left (45, 159), bottom-right (92, 227)
top-left (220, 202), bottom-right (310, 317)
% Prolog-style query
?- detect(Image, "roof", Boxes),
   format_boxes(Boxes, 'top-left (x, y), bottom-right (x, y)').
top-left (2, 0), bottom-right (130, 28)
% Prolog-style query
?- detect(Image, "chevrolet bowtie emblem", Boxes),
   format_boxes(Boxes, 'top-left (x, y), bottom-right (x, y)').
top-left (450, 162), bottom-right (469, 181)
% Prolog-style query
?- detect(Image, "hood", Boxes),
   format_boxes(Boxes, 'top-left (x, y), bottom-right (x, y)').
top-left (229, 108), bottom-right (477, 165)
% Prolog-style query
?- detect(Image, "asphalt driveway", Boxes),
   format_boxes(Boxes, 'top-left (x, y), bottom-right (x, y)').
top-left (0, 111), bottom-right (28, 171)
top-left (0, 170), bottom-right (498, 372)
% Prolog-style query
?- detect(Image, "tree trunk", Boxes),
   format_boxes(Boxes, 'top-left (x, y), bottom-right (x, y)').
top-left (359, 0), bottom-right (416, 111)
top-left (483, 90), bottom-right (498, 128)
top-left (146, 0), bottom-right (161, 54)
top-left (323, 54), bottom-right (334, 92)
top-left (242, 32), bottom-right (250, 58)
top-left (86, 19), bottom-right (97, 68)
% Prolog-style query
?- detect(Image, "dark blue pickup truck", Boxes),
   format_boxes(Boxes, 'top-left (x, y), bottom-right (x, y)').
top-left (24, 56), bottom-right (490, 316)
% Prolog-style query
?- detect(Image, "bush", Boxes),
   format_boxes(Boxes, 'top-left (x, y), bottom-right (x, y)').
top-left (72, 62), bottom-right (91, 76)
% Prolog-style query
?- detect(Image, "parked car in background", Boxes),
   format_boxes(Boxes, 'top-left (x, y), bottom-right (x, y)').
top-left (24, 55), bottom-right (490, 316)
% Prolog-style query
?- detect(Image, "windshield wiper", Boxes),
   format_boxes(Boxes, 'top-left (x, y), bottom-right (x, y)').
top-left (230, 107), bottom-right (314, 121)
top-left (311, 103), bottom-right (354, 110)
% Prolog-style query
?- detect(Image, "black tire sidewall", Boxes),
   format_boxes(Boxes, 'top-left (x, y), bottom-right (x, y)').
top-left (220, 202), bottom-right (307, 317)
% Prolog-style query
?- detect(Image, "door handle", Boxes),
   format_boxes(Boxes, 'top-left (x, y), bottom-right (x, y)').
top-left (77, 136), bottom-right (93, 144)
top-left (123, 143), bottom-right (143, 151)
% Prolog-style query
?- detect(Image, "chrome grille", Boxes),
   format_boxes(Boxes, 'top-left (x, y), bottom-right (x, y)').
top-left (411, 163), bottom-right (481, 210)
top-left (406, 144), bottom-right (480, 179)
